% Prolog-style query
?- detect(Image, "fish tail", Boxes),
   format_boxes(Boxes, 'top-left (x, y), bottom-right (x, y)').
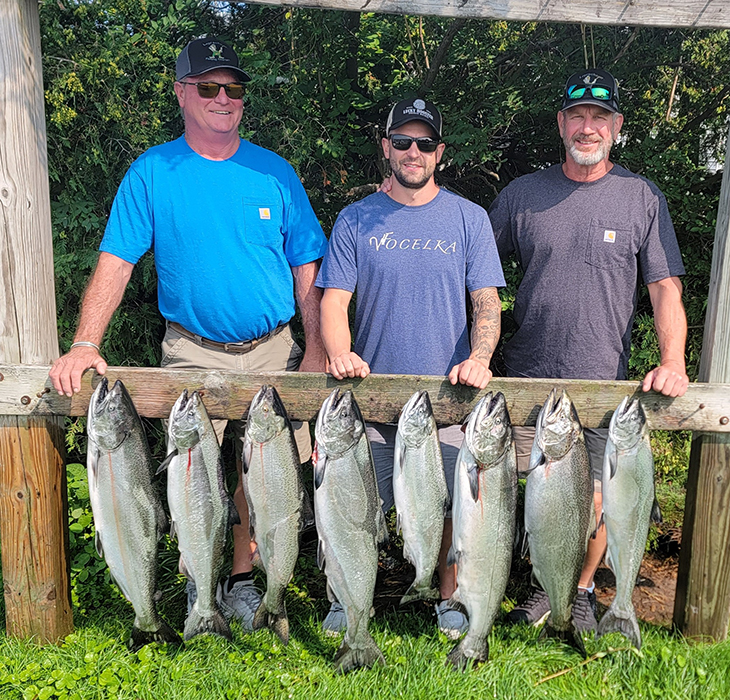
top-left (129, 619), bottom-right (182, 651)
top-left (183, 603), bottom-right (232, 641)
top-left (333, 632), bottom-right (385, 674)
top-left (252, 600), bottom-right (290, 645)
top-left (597, 606), bottom-right (642, 649)
top-left (399, 582), bottom-right (440, 605)
top-left (446, 634), bottom-right (489, 670)
top-left (540, 617), bottom-right (587, 657)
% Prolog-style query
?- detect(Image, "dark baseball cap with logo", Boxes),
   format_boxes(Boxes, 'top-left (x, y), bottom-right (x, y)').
top-left (176, 37), bottom-right (251, 82)
top-left (561, 69), bottom-right (619, 113)
top-left (386, 98), bottom-right (443, 138)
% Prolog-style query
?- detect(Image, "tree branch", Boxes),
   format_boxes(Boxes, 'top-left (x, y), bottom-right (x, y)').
top-left (419, 18), bottom-right (467, 95)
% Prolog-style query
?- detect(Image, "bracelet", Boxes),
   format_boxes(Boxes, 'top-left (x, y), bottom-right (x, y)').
top-left (70, 341), bottom-right (100, 352)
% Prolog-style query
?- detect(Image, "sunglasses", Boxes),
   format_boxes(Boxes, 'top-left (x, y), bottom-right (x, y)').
top-left (389, 135), bottom-right (441, 153)
top-left (566, 84), bottom-right (613, 102)
top-left (179, 81), bottom-right (245, 100)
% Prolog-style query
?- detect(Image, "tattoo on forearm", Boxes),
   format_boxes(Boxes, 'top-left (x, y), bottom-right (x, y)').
top-left (470, 287), bottom-right (501, 363)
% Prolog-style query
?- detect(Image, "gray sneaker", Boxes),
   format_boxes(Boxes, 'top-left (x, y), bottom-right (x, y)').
top-left (435, 600), bottom-right (469, 640)
top-left (572, 589), bottom-right (598, 635)
top-left (506, 587), bottom-right (551, 627)
top-left (218, 577), bottom-right (263, 632)
top-left (322, 601), bottom-right (347, 636)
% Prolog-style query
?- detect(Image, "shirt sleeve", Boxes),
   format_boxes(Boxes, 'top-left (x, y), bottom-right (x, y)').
top-left (488, 189), bottom-right (515, 260)
top-left (637, 186), bottom-right (686, 284)
top-left (465, 208), bottom-right (506, 292)
top-left (99, 166), bottom-right (153, 264)
top-left (281, 163), bottom-right (328, 268)
top-left (315, 212), bottom-right (358, 293)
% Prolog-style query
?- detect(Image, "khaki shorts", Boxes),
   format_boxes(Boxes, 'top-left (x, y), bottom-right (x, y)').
top-left (513, 425), bottom-right (606, 493)
top-left (161, 323), bottom-right (312, 462)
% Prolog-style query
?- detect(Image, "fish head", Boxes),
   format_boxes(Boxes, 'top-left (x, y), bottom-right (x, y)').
top-left (246, 385), bottom-right (290, 443)
top-left (314, 388), bottom-right (364, 457)
top-left (609, 396), bottom-right (647, 449)
top-left (536, 388), bottom-right (582, 460)
top-left (168, 389), bottom-right (210, 449)
top-left (398, 390), bottom-right (436, 448)
top-left (87, 378), bottom-right (138, 451)
top-left (465, 392), bottom-right (513, 467)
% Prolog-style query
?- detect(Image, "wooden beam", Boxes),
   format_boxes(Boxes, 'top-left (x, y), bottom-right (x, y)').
top-left (0, 2), bottom-right (73, 642)
top-left (2, 364), bottom-right (729, 431)
top-left (675, 126), bottom-right (730, 642)
top-left (245, 0), bottom-right (730, 29)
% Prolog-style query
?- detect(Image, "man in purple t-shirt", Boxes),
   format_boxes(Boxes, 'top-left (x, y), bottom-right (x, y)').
top-left (317, 98), bottom-right (505, 638)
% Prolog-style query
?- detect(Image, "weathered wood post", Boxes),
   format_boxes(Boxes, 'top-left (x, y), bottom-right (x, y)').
top-left (674, 126), bottom-right (730, 640)
top-left (0, 1), bottom-right (73, 641)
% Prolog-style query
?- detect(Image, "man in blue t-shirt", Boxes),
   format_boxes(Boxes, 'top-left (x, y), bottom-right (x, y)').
top-left (50, 38), bottom-right (328, 631)
top-left (317, 98), bottom-right (505, 638)
top-left (490, 68), bottom-right (688, 637)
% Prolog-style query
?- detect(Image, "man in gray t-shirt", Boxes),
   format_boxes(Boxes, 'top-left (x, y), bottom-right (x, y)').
top-left (489, 68), bottom-right (688, 634)
top-left (317, 98), bottom-right (505, 639)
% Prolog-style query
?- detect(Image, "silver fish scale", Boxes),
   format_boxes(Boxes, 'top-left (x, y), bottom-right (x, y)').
top-left (243, 425), bottom-right (303, 616)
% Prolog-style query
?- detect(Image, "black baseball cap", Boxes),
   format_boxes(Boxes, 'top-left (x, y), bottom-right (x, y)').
top-left (561, 69), bottom-right (619, 113)
top-left (176, 37), bottom-right (251, 82)
top-left (386, 98), bottom-right (442, 138)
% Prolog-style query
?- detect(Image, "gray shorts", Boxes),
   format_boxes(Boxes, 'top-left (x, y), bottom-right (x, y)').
top-left (366, 422), bottom-right (463, 516)
top-left (512, 426), bottom-right (606, 493)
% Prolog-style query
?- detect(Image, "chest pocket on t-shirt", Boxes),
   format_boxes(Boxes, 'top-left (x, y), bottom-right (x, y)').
top-left (242, 201), bottom-right (284, 248)
top-left (584, 220), bottom-right (632, 270)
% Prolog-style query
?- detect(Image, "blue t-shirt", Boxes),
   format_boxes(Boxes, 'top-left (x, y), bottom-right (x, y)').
top-left (316, 189), bottom-right (505, 376)
top-left (101, 137), bottom-right (327, 343)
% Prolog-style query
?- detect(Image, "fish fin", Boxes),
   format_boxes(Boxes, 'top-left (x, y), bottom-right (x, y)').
top-left (651, 497), bottom-right (663, 524)
top-left (242, 438), bottom-right (252, 475)
top-left (299, 481), bottom-right (315, 532)
top-left (156, 501), bottom-right (169, 538)
top-left (467, 464), bottom-right (480, 502)
top-left (597, 606), bottom-right (642, 650)
top-left (446, 546), bottom-right (460, 568)
top-left (129, 619), bottom-right (182, 651)
top-left (396, 511), bottom-right (402, 537)
top-left (253, 600), bottom-right (290, 645)
top-left (316, 538), bottom-right (326, 571)
top-left (525, 442), bottom-right (546, 475)
top-left (313, 449), bottom-right (326, 490)
top-left (156, 450), bottom-right (177, 475)
top-left (540, 618), bottom-right (587, 657)
top-left (179, 557), bottom-right (193, 582)
top-left (94, 531), bottom-right (104, 559)
top-left (376, 509), bottom-right (389, 547)
top-left (169, 519), bottom-right (178, 542)
top-left (333, 632), bottom-right (385, 674)
top-left (604, 441), bottom-right (619, 480)
top-left (88, 447), bottom-right (99, 480)
top-left (394, 437), bottom-right (406, 473)
top-left (447, 636), bottom-right (489, 670)
top-left (400, 584), bottom-right (439, 606)
top-left (183, 602), bottom-right (232, 642)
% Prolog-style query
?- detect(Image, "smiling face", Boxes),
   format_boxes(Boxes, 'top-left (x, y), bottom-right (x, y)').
top-left (381, 121), bottom-right (445, 190)
top-left (558, 104), bottom-right (623, 167)
top-left (174, 67), bottom-right (244, 144)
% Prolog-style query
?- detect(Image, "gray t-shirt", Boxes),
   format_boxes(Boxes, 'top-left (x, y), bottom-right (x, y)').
top-left (316, 189), bottom-right (505, 375)
top-left (489, 164), bottom-right (685, 380)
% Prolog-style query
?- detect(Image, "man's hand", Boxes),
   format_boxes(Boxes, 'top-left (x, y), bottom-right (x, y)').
top-left (328, 351), bottom-right (370, 380)
top-left (49, 347), bottom-right (108, 397)
top-left (448, 358), bottom-right (492, 389)
top-left (378, 176), bottom-right (393, 194)
top-left (641, 360), bottom-right (689, 397)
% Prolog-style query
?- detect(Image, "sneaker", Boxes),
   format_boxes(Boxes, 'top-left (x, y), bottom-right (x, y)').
top-left (322, 601), bottom-right (347, 636)
top-left (506, 588), bottom-right (551, 626)
top-left (572, 589), bottom-right (598, 635)
top-left (435, 600), bottom-right (469, 641)
top-left (218, 577), bottom-right (263, 632)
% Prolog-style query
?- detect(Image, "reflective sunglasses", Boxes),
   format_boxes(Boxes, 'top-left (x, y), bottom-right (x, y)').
top-left (179, 81), bottom-right (245, 99)
top-left (389, 135), bottom-right (441, 153)
top-left (565, 84), bottom-right (613, 102)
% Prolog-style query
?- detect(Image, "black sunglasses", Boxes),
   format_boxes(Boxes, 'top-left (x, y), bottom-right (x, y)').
top-left (179, 81), bottom-right (245, 100)
top-left (565, 84), bottom-right (613, 102)
top-left (389, 135), bottom-right (441, 153)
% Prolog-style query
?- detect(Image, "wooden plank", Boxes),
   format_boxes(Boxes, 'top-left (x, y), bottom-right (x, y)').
top-left (245, 0), bottom-right (730, 29)
top-left (0, 1), bottom-right (73, 642)
top-left (675, 126), bottom-right (730, 641)
top-left (2, 364), bottom-right (729, 431)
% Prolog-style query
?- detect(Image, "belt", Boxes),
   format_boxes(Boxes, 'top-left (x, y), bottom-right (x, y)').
top-left (168, 321), bottom-right (288, 354)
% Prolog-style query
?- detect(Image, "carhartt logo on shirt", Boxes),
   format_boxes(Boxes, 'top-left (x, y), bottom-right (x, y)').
top-left (259, 208), bottom-right (271, 220)
top-left (603, 230), bottom-right (616, 243)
